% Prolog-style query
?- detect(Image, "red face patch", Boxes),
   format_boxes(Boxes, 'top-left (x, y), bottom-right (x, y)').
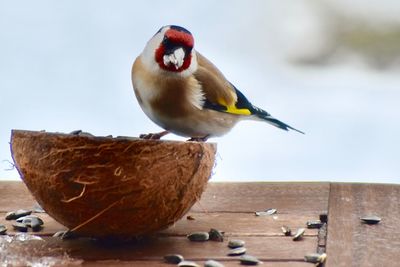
top-left (165, 29), bottom-right (194, 48)
top-left (154, 28), bottom-right (194, 72)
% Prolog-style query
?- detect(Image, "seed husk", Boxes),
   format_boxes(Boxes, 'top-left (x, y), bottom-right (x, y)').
top-left (319, 213), bottom-right (328, 223)
top-left (360, 215), bottom-right (381, 224)
top-left (163, 254), bottom-right (184, 264)
top-left (16, 215), bottom-right (44, 226)
top-left (70, 130), bottom-right (82, 135)
top-left (240, 255), bottom-right (262, 265)
top-left (228, 239), bottom-right (245, 248)
top-left (178, 260), bottom-right (199, 267)
top-left (306, 220), bottom-right (323, 229)
top-left (204, 259), bottom-right (225, 267)
top-left (32, 203), bottom-right (46, 213)
top-left (304, 253), bottom-right (327, 263)
top-left (293, 228), bottom-right (305, 241)
top-left (5, 209), bottom-right (32, 220)
top-left (53, 230), bottom-right (76, 239)
top-left (255, 208), bottom-right (277, 216)
top-left (227, 247), bottom-right (247, 256)
top-left (281, 225), bottom-right (292, 236)
top-left (187, 232), bottom-right (209, 242)
top-left (186, 215), bottom-right (195, 220)
top-left (209, 228), bottom-right (224, 242)
top-left (0, 224), bottom-right (7, 235)
top-left (12, 222), bottom-right (28, 232)
top-left (16, 215), bottom-right (44, 232)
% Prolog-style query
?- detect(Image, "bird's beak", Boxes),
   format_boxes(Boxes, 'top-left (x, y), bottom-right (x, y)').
top-left (163, 47), bottom-right (185, 69)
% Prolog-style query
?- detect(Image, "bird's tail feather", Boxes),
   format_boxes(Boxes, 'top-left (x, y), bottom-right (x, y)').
top-left (252, 106), bottom-right (305, 134)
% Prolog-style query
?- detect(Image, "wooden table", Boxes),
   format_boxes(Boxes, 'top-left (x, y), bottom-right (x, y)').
top-left (0, 181), bottom-right (399, 266)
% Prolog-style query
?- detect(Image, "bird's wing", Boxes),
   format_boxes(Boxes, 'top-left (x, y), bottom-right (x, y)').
top-left (193, 52), bottom-right (304, 134)
top-left (194, 52), bottom-right (253, 116)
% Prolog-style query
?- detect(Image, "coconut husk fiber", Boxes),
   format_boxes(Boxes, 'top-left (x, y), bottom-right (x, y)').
top-left (10, 130), bottom-right (217, 238)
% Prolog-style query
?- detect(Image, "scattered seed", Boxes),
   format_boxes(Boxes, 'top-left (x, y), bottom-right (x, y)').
top-left (228, 239), bottom-right (245, 248)
top-left (227, 247), bottom-right (247, 256)
top-left (70, 130), bottom-right (82, 135)
top-left (187, 215), bottom-right (195, 220)
top-left (319, 213), bottom-right (328, 223)
top-left (0, 224), bottom-right (7, 235)
top-left (281, 225), bottom-right (292, 236)
top-left (78, 131), bottom-right (94, 137)
top-left (304, 253), bottom-right (327, 263)
top-left (204, 259), bottom-right (225, 267)
top-left (255, 208), bottom-right (277, 216)
top-left (32, 203), bottom-right (46, 213)
top-left (209, 228), bottom-right (224, 242)
top-left (16, 215), bottom-right (44, 226)
top-left (306, 220), bottom-right (323, 229)
top-left (53, 230), bottom-right (76, 239)
top-left (240, 255), bottom-right (262, 265)
top-left (5, 209), bottom-right (32, 220)
top-left (12, 222), bottom-right (28, 232)
top-left (164, 254), bottom-right (184, 264)
top-left (187, 232), bottom-right (209, 242)
top-left (16, 215), bottom-right (44, 232)
top-left (360, 215), bottom-right (381, 225)
top-left (293, 228), bottom-right (306, 241)
top-left (178, 261), bottom-right (199, 267)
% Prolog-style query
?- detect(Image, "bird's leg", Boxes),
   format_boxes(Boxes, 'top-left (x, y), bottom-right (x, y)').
top-left (139, 130), bottom-right (170, 140)
top-left (187, 135), bottom-right (209, 142)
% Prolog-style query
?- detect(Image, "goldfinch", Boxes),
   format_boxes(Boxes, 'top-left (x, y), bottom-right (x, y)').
top-left (132, 25), bottom-right (303, 141)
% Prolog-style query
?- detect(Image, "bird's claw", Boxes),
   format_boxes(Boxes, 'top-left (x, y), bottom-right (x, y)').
top-left (187, 135), bottom-right (209, 142)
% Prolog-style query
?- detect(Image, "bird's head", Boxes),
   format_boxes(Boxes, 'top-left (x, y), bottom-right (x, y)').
top-left (141, 25), bottom-right (197, 76)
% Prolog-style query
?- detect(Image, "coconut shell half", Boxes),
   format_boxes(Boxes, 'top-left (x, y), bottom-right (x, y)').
top-left (10, 130), bottom-right (216, 238)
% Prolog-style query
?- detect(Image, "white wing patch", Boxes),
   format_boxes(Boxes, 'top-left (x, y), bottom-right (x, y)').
top-left (187, 79), bottom-right (205, 110)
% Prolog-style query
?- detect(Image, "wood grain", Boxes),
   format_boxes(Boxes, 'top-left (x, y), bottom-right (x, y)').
top-left (45, 236), bottom-right (317, 261)
top-left (326, 183), bottom-right (400, 267)
top-left (0, 181), bottom-right (35, 212)
top-left (192, 182), bottom-right (330, 214)
top-left (83, 260), bottom-right (313, 266)
top-left (0, 181), bottom-right (328, 266)
top-left (0, 212), bottom-right (319, 237)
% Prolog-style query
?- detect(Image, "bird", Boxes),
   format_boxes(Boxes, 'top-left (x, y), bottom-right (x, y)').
top-left (131, 25), bottom-right (304, 141)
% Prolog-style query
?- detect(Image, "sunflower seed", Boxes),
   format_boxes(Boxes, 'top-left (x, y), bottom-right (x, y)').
top-left (5, 209), bottom-right (32, 220)
top-left (16, 215), bottom-right (44, 226)
top-left (186, 215), bottom-right (195, 220)
top-left (228, 247), bottom-right (247, 256)
top-left (178, 261), bottom-right (199, 267)
top-left (306, 220), bottom-right (323, 229)
top-left (293, 228), bottom-right (305, 241)
top-left (209, 228), bottom-right (224, 242)
top-left (204, 259), bottom-right (225, 267)
top-left (12, 222), bottom-right (28, 232)
top-left (164, 254), bottom-right (184, 264)
top-left (53, 230), bottom-right (76, 239)
top-left (304, 253), bottom-right (327, 263)
top-left (255, 208), bottom-right (277, 216)
top-left (0, 224), bottom-right (7, 235)
top-left (32, 203), bottom-right (46, 213)
top-left (360, 215), bottom-right (381, 224)
top-left (240, 255), bottom-right (262, 265)
top-left (187, 232), bottom-right (209, 242)
top-left (70, 130), bottom-right (82, 135)
top-left (228, 239), bottom-right (245, 248)
top-left (16, 215), bottom-right (44, 232)
top-left (319, 213), bottom-right (328, 223)
top-left (281, 225), bottom-right (292, 236)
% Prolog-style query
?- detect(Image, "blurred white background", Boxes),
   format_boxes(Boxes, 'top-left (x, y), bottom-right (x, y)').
top-left (1, 0), bottom-right (399, 183)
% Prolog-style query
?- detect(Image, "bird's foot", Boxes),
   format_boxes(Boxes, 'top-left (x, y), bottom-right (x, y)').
top-left (187, 135), bottom-right (209, 142)
top-left (139, 131), bottom-right (169, 140)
